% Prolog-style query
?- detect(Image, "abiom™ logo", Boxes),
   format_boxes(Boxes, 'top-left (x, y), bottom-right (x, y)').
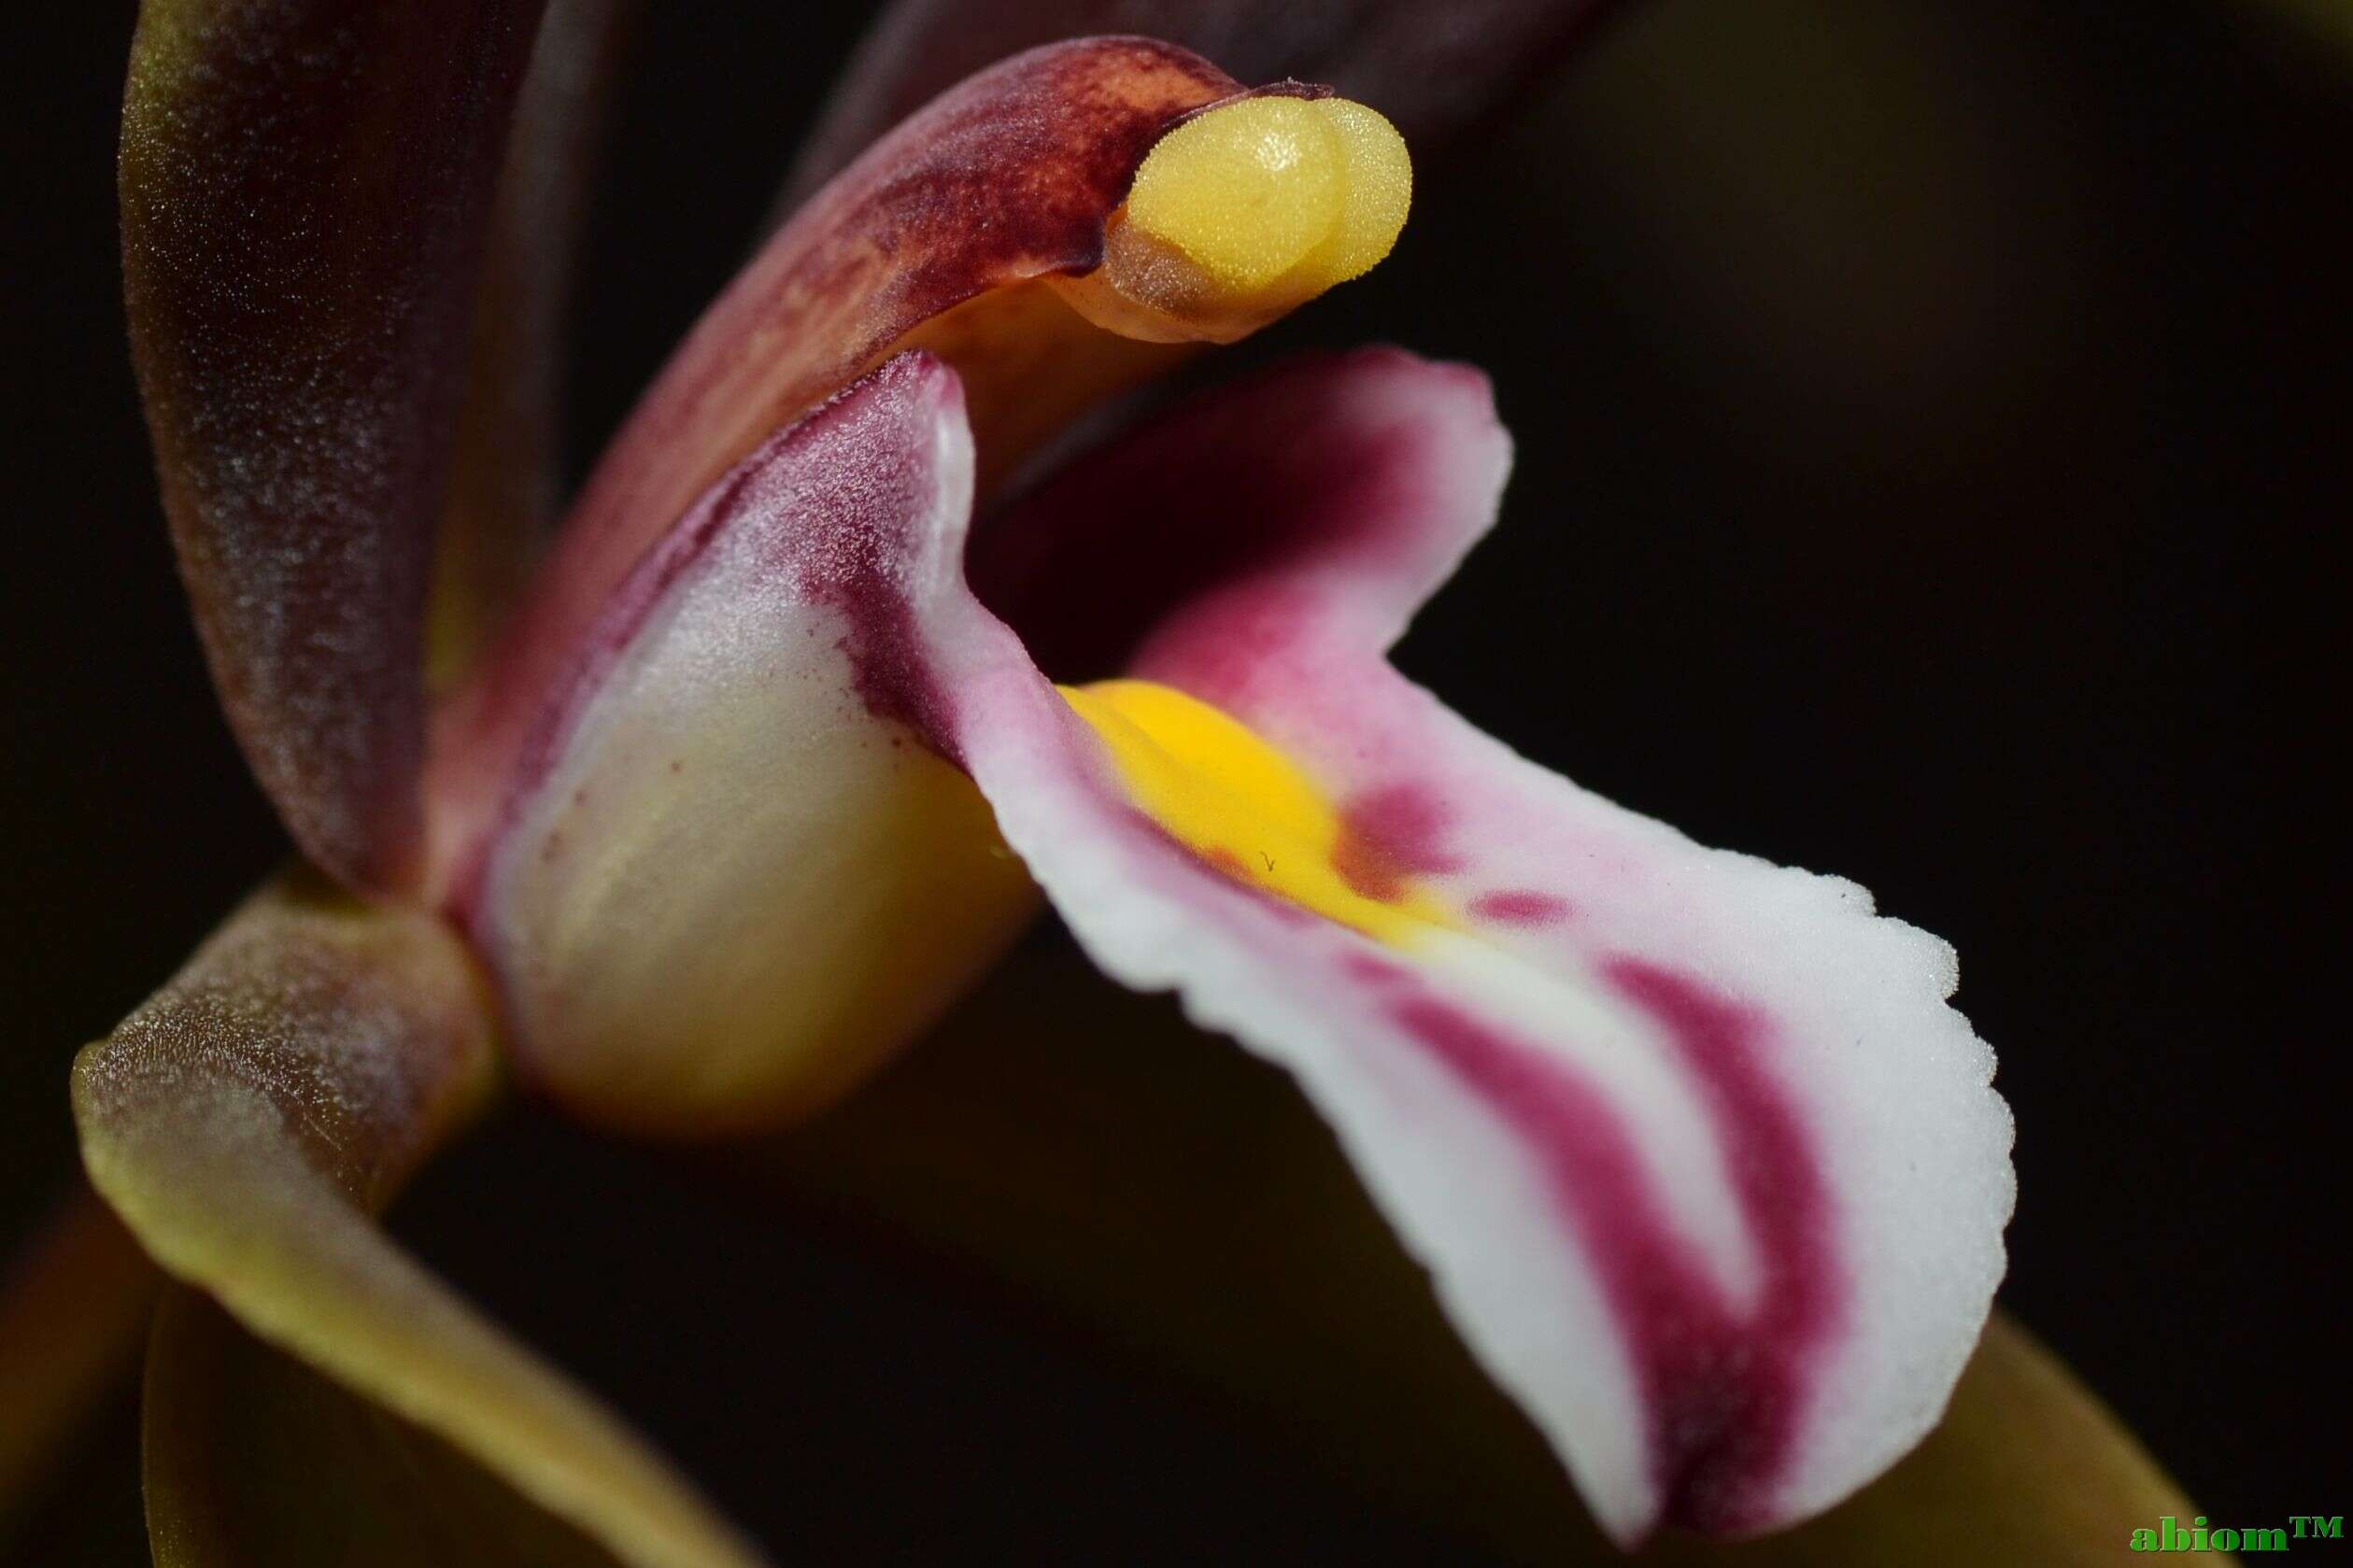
top-left (2129, 1515), bottom-right (2342, 1552)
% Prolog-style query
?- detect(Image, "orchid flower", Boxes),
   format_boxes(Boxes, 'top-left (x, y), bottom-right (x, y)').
top-left (3, 2), bottom-right (2204, 1562)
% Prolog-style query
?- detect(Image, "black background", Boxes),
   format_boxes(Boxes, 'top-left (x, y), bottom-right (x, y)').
top-left (2, 1), bottom-right (2337, 1561)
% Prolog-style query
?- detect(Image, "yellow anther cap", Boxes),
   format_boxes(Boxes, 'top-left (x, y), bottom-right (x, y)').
top-left (1300, 99), bottom-right (1415, 287)
top-left (1126, 96), bottom-right (1349, 292)
top-left (1053, 92), bottom-right (1412, 344)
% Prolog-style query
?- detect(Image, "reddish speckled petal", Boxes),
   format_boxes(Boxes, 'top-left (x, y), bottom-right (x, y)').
top-left (71, 874), bottom-right (763, 1568)
top-left (784, 0), bottom-right (1627, 207)
top-left (120, 0), bottom-right (547, 891)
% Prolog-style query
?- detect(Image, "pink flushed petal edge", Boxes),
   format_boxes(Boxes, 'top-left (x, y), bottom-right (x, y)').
top-left (465, 349), bottom-right (2013, 1541)
top-left (948, 350), bottom-right (2011, 1537)
top-left (446, 361), bottom-right (978, 925)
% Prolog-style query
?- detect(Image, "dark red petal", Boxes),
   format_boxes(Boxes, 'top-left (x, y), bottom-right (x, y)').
top-left (121, 0), bottom-right (546, 891)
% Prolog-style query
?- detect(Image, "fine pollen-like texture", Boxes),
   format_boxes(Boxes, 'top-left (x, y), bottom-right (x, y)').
top-left (121, 0), bottom-right (546, 890)
top-left (72, 874), bottom-right (765, 1568)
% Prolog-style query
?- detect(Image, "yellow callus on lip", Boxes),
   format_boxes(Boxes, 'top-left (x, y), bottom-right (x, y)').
top-left (1058, 680), bottom-right (1442, 946)
top-left (1052, 94), bottom-right (1412, 344)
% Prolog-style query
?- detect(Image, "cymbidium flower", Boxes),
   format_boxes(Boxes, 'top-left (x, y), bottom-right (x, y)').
top-left (4, 2), bottom-right (2204, 1562)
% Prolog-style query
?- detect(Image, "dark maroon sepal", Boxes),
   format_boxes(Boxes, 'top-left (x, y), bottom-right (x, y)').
top-left (120, 0), bottom-right (547, 890)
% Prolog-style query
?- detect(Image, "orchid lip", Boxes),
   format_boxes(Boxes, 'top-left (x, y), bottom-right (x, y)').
top-left (457, 345), bottom-right (2010, 1540)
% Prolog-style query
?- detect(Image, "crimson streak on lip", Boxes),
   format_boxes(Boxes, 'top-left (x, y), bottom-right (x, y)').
top-left (1389, 961), bottom-right (1844, 1535)
top-left (449, 355), bottom-right (971, 922)
top-left (1330, 783), bottom-right (1462, 902)
top-left (791, 378), bottom-right (971, 770)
